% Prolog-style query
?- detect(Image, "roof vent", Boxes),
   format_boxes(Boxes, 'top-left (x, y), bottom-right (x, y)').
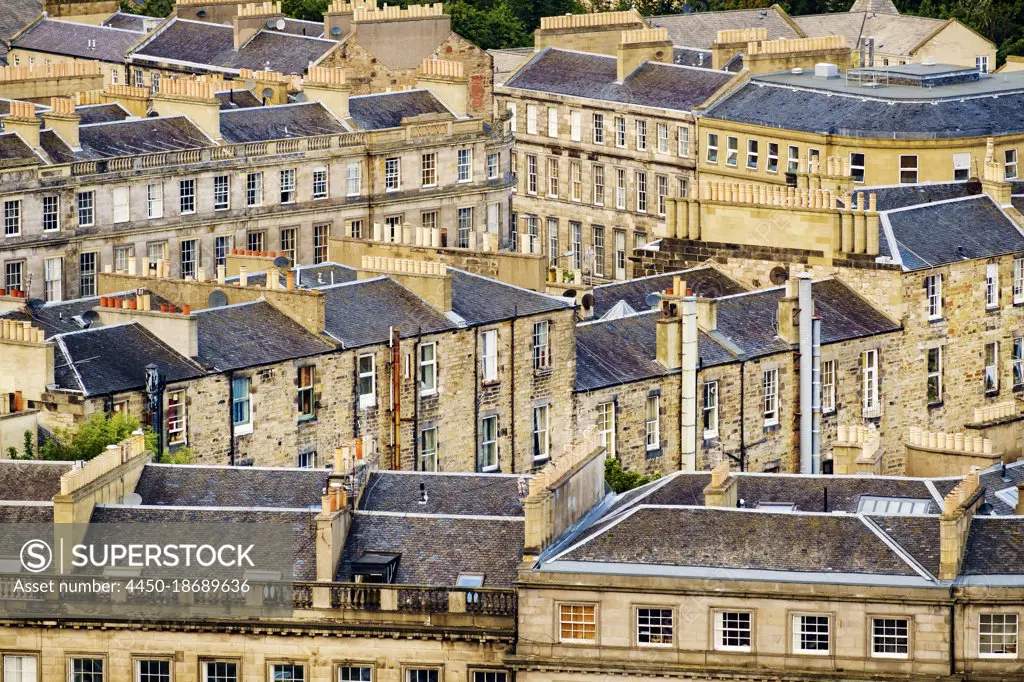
top-left (791, 67), bottom-right (802, 75)
top-left (814, 63), bottom-right (839, 79)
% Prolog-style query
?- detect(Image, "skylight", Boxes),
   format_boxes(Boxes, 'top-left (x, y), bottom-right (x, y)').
top-left (857, 496), bottom-right (931, 515)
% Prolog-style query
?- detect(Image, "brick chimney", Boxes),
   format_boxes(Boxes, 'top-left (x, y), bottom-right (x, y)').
top-left (703, 460), bottom-right (737, 507)
top-left (4, 100), bottom-right (40, 150)
top-left (416, 59), bottom-right (468, 117)
top-left (302, 66), bottom-right (350, 119)
top-left (234, 1), bottom-right (282, 50)
top-left (616, 27), bottom-right (671, 81)
top-left (938, 468), bottom-right (983, 580)
top-left (41, 97), bottom-right (81, 150)
top-left (151, 79), bottom-right (221, 143)
top-left (358, 256), bottom-right (452, 313)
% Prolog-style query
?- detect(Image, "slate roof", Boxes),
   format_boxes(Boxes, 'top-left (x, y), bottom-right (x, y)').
top-left (296, 263), bottom-right (358, 289)
top-left (853, 180), bottom-right (981, 211)
top-left (450, 269), bottom-right (572, 325)
top-left (0, 292), bottom-right (143, 338)
top-left (0, 0), bottom-right (41, 62)
top-left (874, 515), bottom-right (941, 577)
top-left (216, 89), bottom-right (263, 110)
top-left (274, 17), bottom-right (324, 38)
top-left (89, 505), bottom-right (316, 580)
top-left (976, 461), bottom-right (1024, 515)
top-left (134, 464), bottom-right (328, 509)
top-left (322, 278), bottom-right (456, 348)
top-left (575, 312), bottom-right (735, 392)
top-left (101, 11), bottom-right (149, 32)
top-left (11, 18), bottom-right (142, 63)
top-left (219, 102), bottom-right (348, 143)
top-left (0, 503), bottom-right (53, 523)
top-left (0, 131), bottom-right (42, 168)
top-left (40, 116), bottom-right (212, 161)
top-left (54, 323), bottom-right (206, 396)
top-left (591, 267), bottom-right (745, 319)
top-left (794, 12), bottom-right (951, 55)
top-left (504, 49), bottom-right (733, 112)
top-left (337, 512), bottom-right (523, 587)
top-left (883, 195), bottom-right (1024, 271)
top-left (647, 7), bottom-right (801, 50)
top-left (358, 472), bottom-right (526, 517)
top-left (195, 300), bottom-right (334, 371)
top-left (962, 517), bottom-right (1024, 576)
top-left (75, 102), bottom-right (132, 125)
top-left (488, 47), bottom-right (533, 84)
top-left (553, 506), bottom-right (921, 577)
top-left (672, 46), bottom-right (714, 69)
top-left (131, 19), bottom-right (336, 75)
top-left (704, 78), bottom-right (1024, 139)
top-left (0, 460), bottom-right (72, 501)
top-left (347, 90), bottom-right (452, 131)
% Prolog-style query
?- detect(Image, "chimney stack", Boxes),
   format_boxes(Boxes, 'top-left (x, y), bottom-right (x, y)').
top-left (302, 66), bottom-right (350, 119)
top-left (151, 78), bottom-right (222, 143)
top-left (322, 0), bottom-right (374, 39)
top-left (938, 469), bottom-right (983, 580)
top-left (234, 1), bottom-right (283, 51)
top-left (4, 100), bottom-right (41, 150)
top-left (1016, 481), bottom-right (1024, 515)
top-left (703, 461), bottom-right (737, 507)
top-left (41, 97), bottom-right (81, 150)
top-left (415, 58), bottom-right (468, 117)
top-left (616, 27), bottom-right (671, 82)
top-left (695, 297), bottom-right (717, 331)
top-left (776, 277), bottom-right (800, 344)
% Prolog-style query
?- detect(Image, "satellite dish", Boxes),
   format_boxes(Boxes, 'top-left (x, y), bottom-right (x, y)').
top-left (562, 289), bottom-right (577, 298)
top-left (81, 309), bottom-right (100, 324)
top-left (207, 290), bottom-right (229, 308)
top-left (196, 9), bottom-right (207, 17)
top-left (330, 25), bottom-right (343, 36)
top-left (292, 91), bottom-right (308, 103)
top-left (273, 255), bottom-right (290, 269)
top-left (769, 266), bottom-right (789, 285)
top-left (275, 18), bottom-right (286, 30)
top-left (644, 292), bottom-right (661, 308)
top-left (581, 293), bottom-right (594, 311)
top-left (26, 298), bottom-right (45, 311)
top-left (262, 87), bottom-right (274, 100)
top-left (266, 18), bottom-right (277, 28)
top-left (121, 492), bottom-right (143, 506)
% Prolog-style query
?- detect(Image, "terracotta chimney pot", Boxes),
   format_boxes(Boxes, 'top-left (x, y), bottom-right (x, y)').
top-left (182, 305), bottom-right (191, 315)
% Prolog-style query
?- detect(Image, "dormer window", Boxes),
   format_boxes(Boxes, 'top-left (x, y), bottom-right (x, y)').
top-left (352, 552), bottom-right (400, 584)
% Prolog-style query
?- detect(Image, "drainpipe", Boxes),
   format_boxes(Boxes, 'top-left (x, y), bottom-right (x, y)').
top-left (227, 369), bottom-right (236, 466)
top-left (680, 296), bottom-right (698, 471)
top-left (797, 272), bottom-right (813, 474)
top-left (811, 316), bottom-right (822, 474)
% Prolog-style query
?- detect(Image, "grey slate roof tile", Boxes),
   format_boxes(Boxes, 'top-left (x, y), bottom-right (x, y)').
top-left (322, 278), bottom-right (455, 349)
top-left (961, 517), bottom-right (1024, 575)
top-left (75, 102), bottom-right (132, 125)
top-left (337, 512), bottom-right (523, 586)
top-left (591, 267), bottom-right (745, 318)
top-left (0, 292), bottom-right (142, 338)
top-left (557, 506), bottom-right (919, 576)
top-left (0, 131), bottom-right (42, 167)
top-left (853, 181), bottom-right (981, 211)
top-left (347, 90), bottom-right (451, 131)
top-left (134, 464), bottom-right (329, 508)
top-left (296, 263), bottom-right (358, 288)
top-left (41, 116), bottom-right (212, 161)
top-left (873, 515), bottom-right (941, 577)
top-left (0, 460), bottom-right (72, 501)
top-left (12, 18), bottom-right (142, 63)
top-left (450, 269), bottom-right (572, 325)
top-left (0, 504), bottom-right (53, 523)
top-left (216, 89), bottom-right (263, 110)
top-left (358, 472), bottom-right (526, 517)
top-left (195, 300), bottom-right (334, 371)
top-left (219, 102), bottom-right (348, 143)
top-left (54, 323), bottom-right (206, 396)
top-left (131, 18), bottom-right (336, 75)
top-left (884, 196), bottom-right (1024, 270)
top-left (504, 48), bottom-right (732, 112)
top-left (101, 11), bottom-right (149, 32)
top-left (0, 0), bottom-right (41, 50)
top-left (648, 7), bottom-right (801, 50)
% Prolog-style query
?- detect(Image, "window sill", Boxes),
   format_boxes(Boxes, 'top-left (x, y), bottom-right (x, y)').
top-left (927, 401), bottom-right (944, 410)
top-left (645, 448), bottom-right (662, 459)
top-left (481, 465), bottom-right (499, 473)
top-left (703, 431), bottom-right (719, 441)
top-left (985, 389), bottom-right (1001, 398)
top-left (763, 420), bottom-right (779, 431)
top-left (792, 649), bottom-right (831, 657)
top-left (927, 316), bottom-right (944, 324)
top-left (481, 379), bottom-right (500, 388)
top-left (420, 390), bottom-right (438, 399)
top-left (534, 368), bottom-right (553, 378)
top-left (359, 400), bottom-right (377, 410)
top-left (234, 423), bottom-right (253, 437)
top-left (298, 416), bottom-right (317, 425)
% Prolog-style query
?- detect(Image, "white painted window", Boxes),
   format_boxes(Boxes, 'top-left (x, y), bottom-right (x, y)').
top-left (312, 166), bottom-right (329, 199)
top-left (985, 341), bottom-right (1000, 393)
top-left (571, 221), bottom-right (582, 270)
top-left (43, 256), bottom-right (62, 302)
top-left (420, 427), bottom-right (438, 471)
top-left (656, 123), bottom-right (668, 153)
top-left (280, 227), bottom-right (296, 265)
top-left (202, 661), bottom-right (237, 682)
top-left (925, 274), bottom-right (942, 320)
top-left (613, 116), bottom-right (627, 148)
top-left (850, 152), bottom-right (865, 183)
top-left (986, 262), bottom-right (1000, 309)
top-left (1006, 149), bottom-right (1018, 180)
top-left (180, 239), bottom-right (198, 279)
top-left (405, 671), bottom-right (437, 682)
top-left (246, 172), bottom-right (263, 206)
top-left (645, 394), bottom-right (660, 451)
top-left (71, 659), bottom-right (104, 682)
top-left (533, 320), bottom-right (550, 370)
top-left (725, 136), bottom-right (738, 167)
top-left (596, 402), bottom-right (615, 457)
top-left (384, 157), bottom-right (401, 192)
top-left (112, 187), bottom-right (129, 224)
top-left (487, 202), bottom-right (499, 233)
top-left (419, 342), bottom-right (437, 395)
top-left (481, 329), bottom-right (498, 382)
top-left (506, 101), bottom-right (517, 132)
top-left (4, 261), bottom-right (23, 293)
top-left (821, 360), bottom-right (836, 413)
top-left (977, 55), bottom-right (989, 73)
top-left (338, 667), bottom-right (372, 682)
top-left (77, 190), bottom-right (95, 227)
top-left (42, 195), bottom-right (60, 231)
top-left (457, 148), bottom-right (472, 183)
top-left (480, 415), bottom-right (497, 471)
top-left (346, 162), bottom-right (361, 196)
top-left (526, 104), bottom-right (537, 134)
top-left (862, 349), bottom-right (879, 413)
top-left (592, 112), bottom-right (604, 144)
top-left (526, 154), bottom-right (537, 195)
top-left (899, 155), bottom-right (918, 184)
top-left (4, 653), bottom-right (37, 682)
top-left (570, 110), bottom-right (581, 142)
top-left (358, 354), bottom-right (376, 408)
top-left (927, 347), bottom-right (942, 404)
top-left (297, 365), bottom-right (315, 419)
top-left (677, 125), bottom-right (689, 157)
top-left (166, 390), bottom-right (187, 445)
top-left (656, 174), bottom-right (668, 216)
top-left (533, 404), bottom-right (550, 461)
top-left (487, 152), bottom-right (499, 179)
top-left (548, 218), bottom-right (559, 268)
top-left (705, 133), bottom-right (719, 163)
top-left (592, 225), bottom-right (605, 277)
top-left (547, 158), bottom-right (559, 197)
top-left (145, 183), bottom-right (163, 219)
top-left (763, 368), bottom-right (779, 426)
top-left (457, 207), bottom-right (473, 248)
top-left (980, 613), bottom-right (1018, 658)
top-left (636, 171), bottom-right (647, 213)
top-left (547, 107), bottom-right (558, 138)
top-left (421, 152), bottom-right (437, 187)
top-left (614, 229), bottom-right (626, 280)
top-left (746, 139), bottom-right (758, 169)
top-left (231, 377), bottom-right (251, 433)
top-left (767, 143), bottom-right (779, 173)
top-left (714, 611), bottom-right (752, 652)
top-left (214, 175), bottom-right (230, 210)
top-left (180, 178), bottom-right (196, 214)
top-left (953, 152), bottom-right (971, 181)
top-left (593, 165), bottom-right (605, 206)
top-left (871, 618), bottom-right (909, 658)
top-left (787, 145), bottom-right (800, 173)
top-left (1014, 337), bottom-right (1024, 389)
top-left (637, 608), bottom-right (673, 646)
top-left (702, 380), bottom-right (719, 438)
top-left (635, 119), bottom-right (647, 151)
top-left (569, 162), bottom-right (581, 202)
top-left (313, 224), bottom-right (329, 264)
top-left (79, 252), bottom-right (97, 297)
top-left (792, 615), bottom-right (830, 655)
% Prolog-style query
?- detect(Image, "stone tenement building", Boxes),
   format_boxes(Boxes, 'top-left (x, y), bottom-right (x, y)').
top-left (2, 442), bottom-right (1024, 681)
top-left (0, 252), bottom-right (576, 473)
top-left (0, 64), bottom-right (514, 302)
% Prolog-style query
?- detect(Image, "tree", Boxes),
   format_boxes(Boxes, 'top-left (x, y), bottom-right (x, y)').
top-left (22, 430), bottom-right (34, 460)
top-left (281, 0), bottom-right (331, 21)
top-left (604, 456), bottom-right (660, 493)
top-left (446, 0), bottom-right (530, 49)
top-left (119, 0), bottom-right (174, 17)
top-left (38, 412), bottom-right (142, 461)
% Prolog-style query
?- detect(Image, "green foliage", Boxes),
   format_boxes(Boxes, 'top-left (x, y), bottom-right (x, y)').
top-left (282, 0), bottom-right (331, 21)
top-left (119, 0), bottom-right (174, 17)
top-left (162, 446), bottom-right (194, 464)
top-left (22, 430), bottom-right (34, 460)
top-left (38, 412), bottom-right (142, 462)
top-left (446, 0), bottom-right (530, 49)
top-left (5, 447), bottom-right (17, 460)
top-left (604, 456), bottom-right (660, 493)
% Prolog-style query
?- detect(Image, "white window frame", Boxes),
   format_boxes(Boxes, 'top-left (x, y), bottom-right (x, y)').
top-left (702, 380), bottom-right (719, 439)
top-left (597, 402), bottom-right (615, 458)
top-left (180, 178), bottom-right (196, 214)
top-left (871, 617), bottom-right (910, 659)
top-left (706, 133), bottom-right (718, 163)
top-left (985, 341), bottom-right (1000, 393)
top-left (821, 359), bottom-right (836, 413)
top-left (677, 126), bottom-right (689, 157)
top-left (526, 105), bottom-right (537, 135)
top-left (635, 119), bottom-right (647, 151)
top-left (979, 613), bottom-right (1018, 658)
top-left (145, 183), bottom-right (163, 219)
top-left (419, 342), bottom-right (437, 396)
top-left (986, 262), bottom-right (999, 309)
top-left (312, 166), bottom-right (329, 200)
top-left (767, 142), bottom-right (779, 173)
top-left (1014, 336), bottom-right (1024, 389)
top-left (547, 158), bottom-right (559, 198)
top-left (347, 162), bottom-right (362, 196)
top-left (763, 368), bottom-right (779, 426)
top-left (3, 654), bottom-right (38, 682)
top-left (593, 113), bottom-right (604, 144)
top-left (358, 353), bottom-right (376, 409)
top-left (656, 122), bottom-right (668, 154)
top-left (487, 152), bottom-right (499, 180)
top-left (231, 376), bottom-right (252, 435)
top-left (420, 426), bottom-right (438, 472)
top-left (787, 145), bottom-right (799, 173)
top-left (532, 404), bottom-right (550, 461)
top-left (533, 320), bottom-right (551, 371)
top-left (558, 603), bottom-right (597, 643)
top-left (547, 107), bottom-right (558, 138)
top-left (77, 190), bottom-right (95, 227)
top-left (246, 172), bottom-right (263, 207)
top-left (3, 200), bottom-right (21, 238)
top-left (43, 256), bottom-right (62, 302)
top-left (862, 349), bottom-right (880, 414)
top-left (636, 171), bottom-right (647, 213)
top-left (977, 55), bottom-right (989, 73)
top-left (202, 661), bottom-right (238, 682)
top-left (746, 139), bottom-right (758, 169)
top-left (481, 329), bottom-right (498, 382)
top-left (615, 116), bottom-right (626, 148)
top-left (792, 614), bottom-right (831, 656)
top-left (637, 607), bottom-right (673, 647)
top-left (112, 187), bottom-right (129, 224)
top-left (925, 274), bottom-right (942, 320)
top-left (570, 110), bottom-right (581, 142)
top-left (614, 229), bottom-right (626, 280)
top-left (214, 174), bottom-right (230, 210)
top-left (42, 195), bottom-right (60, 231)
top-left (69, 658), bottom-right (105, 682)
top-left (480, 414), bottom-right (498, 472)
top-left (1006, 149), bottom-right (1018, 180)
top-left (167, 390), bottom-right (187, 446)
top-left (645, 394), bottom-right (660, 451)
top-left (927, 346), bottom-right (943, 405)
top-left (526, 154), bottom-right (537, 195)
top-left (593, 165), bottom-right (605, 206)
top-left (457, 148), bottom-right (472, 183)
top-left (714, 611), bottom-right (752, 652)
top-left (725, 136), bottom-right (738, 167)
top-left (953, 152), bottom-right (971, 182)
top-left (384, 157), bottom-right (401, 192)
top-left (570, 162), bottom-right (581, 202)
top-left (850, 152), bottom-right (865, 183)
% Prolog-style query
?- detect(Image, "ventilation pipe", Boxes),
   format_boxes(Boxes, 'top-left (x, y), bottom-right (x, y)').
top-left (797, 272), bottom-right (813, 474)
top-left (811, 315), bottom-right (822, 474)
top-left (681, 296), bottom-right (698, 471)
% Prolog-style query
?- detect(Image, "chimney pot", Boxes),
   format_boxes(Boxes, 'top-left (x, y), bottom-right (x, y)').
top-left (182, 305), bottom-right (191, 315)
